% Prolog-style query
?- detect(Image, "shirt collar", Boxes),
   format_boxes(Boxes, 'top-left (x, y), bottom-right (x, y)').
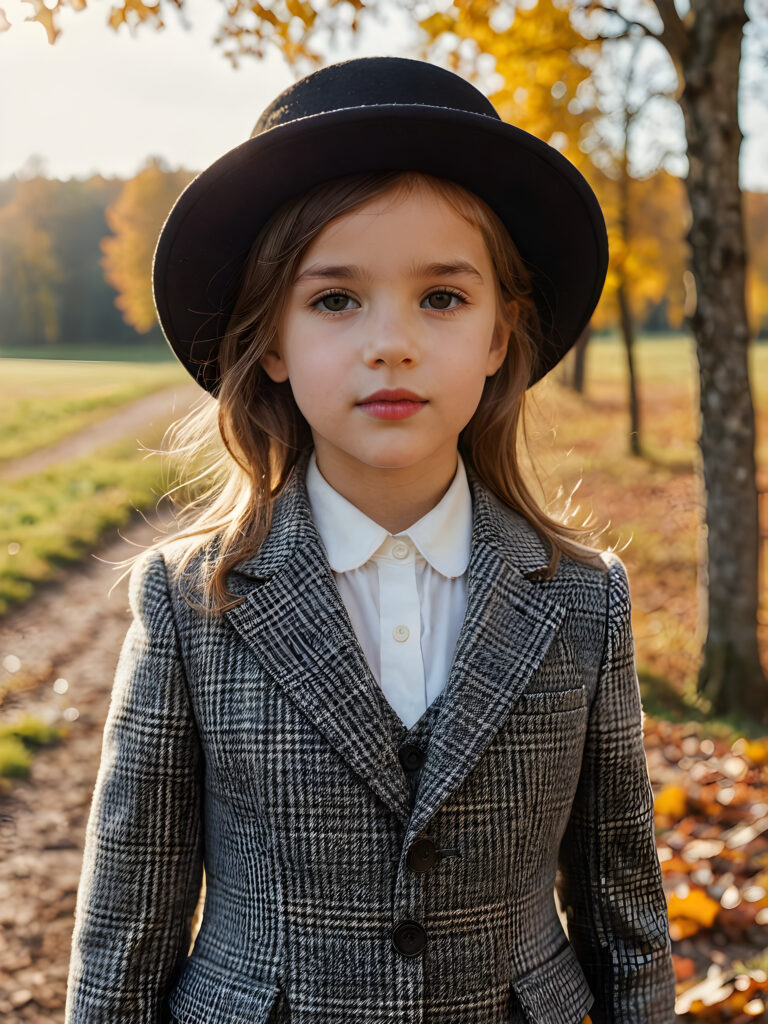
top-left (305, 449), bottom-right (473, 579)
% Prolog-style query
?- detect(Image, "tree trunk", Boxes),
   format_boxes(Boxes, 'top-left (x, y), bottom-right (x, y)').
top-left (615, 37), bottom-right (642, 458)
top-left (570, 323), bottom-right (590, 393)
top-left (617, 279), bottom-right (641, 456)
top-left (679, 1), bottom-right (767, 718)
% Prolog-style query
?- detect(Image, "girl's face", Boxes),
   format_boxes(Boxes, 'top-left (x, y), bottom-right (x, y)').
top-left (261, 184), bottom-right (512, 488)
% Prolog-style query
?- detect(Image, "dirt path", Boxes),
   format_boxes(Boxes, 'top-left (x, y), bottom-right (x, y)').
top-left (1, 384), bottom-right (201, 482)
top-left (0, 513), bottom-right (183, 1021)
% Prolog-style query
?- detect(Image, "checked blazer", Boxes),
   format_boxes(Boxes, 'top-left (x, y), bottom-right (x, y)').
top-left (65, 447), bottom-right (676, 1023)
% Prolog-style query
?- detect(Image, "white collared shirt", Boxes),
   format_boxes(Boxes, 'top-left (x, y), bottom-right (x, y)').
top-left (305, 449), bottom-right (473, 729)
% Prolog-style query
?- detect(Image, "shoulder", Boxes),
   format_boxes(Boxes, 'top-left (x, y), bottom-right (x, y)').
top-left (126, 535), bottom-right (212, 625)
top-left (476, 481), bottom-right (624, 606)
top-left (499, 502), bottom-right (632, 632)
top-left (554, 545), bottom-right (629, 588)
top-left (125, 547), bottom-right (178, 629)
top-left (128, 547), bottom-right (171, 602)
top-left (551, 545), bottom-right (631, 612)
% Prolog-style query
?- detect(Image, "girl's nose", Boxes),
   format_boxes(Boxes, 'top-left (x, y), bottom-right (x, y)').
top-left (362, 309), bottom-right (420, 367)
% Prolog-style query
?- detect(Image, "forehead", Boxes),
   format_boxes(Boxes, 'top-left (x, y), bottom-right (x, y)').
top-left (299, 184), bottom-right (491, 269)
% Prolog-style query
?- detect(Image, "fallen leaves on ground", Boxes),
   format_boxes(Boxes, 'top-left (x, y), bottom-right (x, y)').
top-left (646, 718), bottom-right (768, 1020)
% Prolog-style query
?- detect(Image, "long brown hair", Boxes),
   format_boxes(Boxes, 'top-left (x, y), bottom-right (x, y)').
top-left (148, 169), bottom-right (610, 612)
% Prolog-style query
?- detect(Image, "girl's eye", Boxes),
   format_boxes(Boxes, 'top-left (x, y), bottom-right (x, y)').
top-left (314, 291), bottom-right (359, 314)
top-left (310, 287), bottom-right (469, 316)
top-left (424, 289), bottom-right (466, 312)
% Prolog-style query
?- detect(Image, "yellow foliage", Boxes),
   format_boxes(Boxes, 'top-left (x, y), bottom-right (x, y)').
top-left (418, 0), bottom-right (687, 334)
top-left (590, 168), bottom-right (689, 330)
top-left (654, 784), bottom-right (688, 819)
top-left (743, 738), bottom-right (768, 766)
top-left (419, 12), bottom-right (457, 38)
top-left (419, 0), bottom-right (595, 170)
top-left (667, 887), bottom-right (720, 929)
top-left (100, 158), bottom-right (195, 334)
top-left (286, 0), bottom-right (317, 29)
top-left (18, 0), bottom-right (329, 69)
top-left (745, 191), bottom-right (768, 337)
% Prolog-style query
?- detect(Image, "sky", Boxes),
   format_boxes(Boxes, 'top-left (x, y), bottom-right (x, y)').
top-left (0, 0), bottom-right (422, 182)
top-left (1, 0), bottom-right (767, 189)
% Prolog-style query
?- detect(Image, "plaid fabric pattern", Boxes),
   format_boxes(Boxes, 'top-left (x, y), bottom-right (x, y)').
top-left (64, 448), bottom-right (676, 1023)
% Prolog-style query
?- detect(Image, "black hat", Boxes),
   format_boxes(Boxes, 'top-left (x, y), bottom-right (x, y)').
top-left (152, 55), bottom-right (608, 394)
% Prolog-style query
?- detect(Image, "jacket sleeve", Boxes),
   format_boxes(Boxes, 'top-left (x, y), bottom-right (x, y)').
top-left (65, 550), bottom-right (205, 1023)
top-left (555, 553), bottom-right (676, 1022)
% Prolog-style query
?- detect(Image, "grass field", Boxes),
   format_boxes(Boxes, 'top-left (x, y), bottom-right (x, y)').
top-left (0, 427), bottom-right (182, 613)
top-left (0, 342), bottom-right (177, 362)
top-left (0, 358), bottom-right (188, 463)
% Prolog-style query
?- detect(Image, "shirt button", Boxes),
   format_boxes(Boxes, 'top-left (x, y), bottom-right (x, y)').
top-left (393, 624), bottom-right (410, 642)
top-left (392, 541), bottom-right (410, 559)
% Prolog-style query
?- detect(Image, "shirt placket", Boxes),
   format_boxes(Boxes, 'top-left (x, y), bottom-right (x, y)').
top-left (376, 539), bottom-right (425, 730)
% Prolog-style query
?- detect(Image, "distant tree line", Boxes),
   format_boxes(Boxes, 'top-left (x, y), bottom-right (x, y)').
top-left (2, 156), bottom-right (766, 351)
top-left (0, 159), bottom-right (190, 348)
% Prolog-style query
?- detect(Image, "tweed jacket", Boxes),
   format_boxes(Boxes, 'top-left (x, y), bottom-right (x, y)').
top-left (65, 448), bottom-right (676, 1023)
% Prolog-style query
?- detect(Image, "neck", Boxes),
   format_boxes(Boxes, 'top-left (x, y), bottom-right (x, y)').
top-left (311, 445), bottom-right (460, 534)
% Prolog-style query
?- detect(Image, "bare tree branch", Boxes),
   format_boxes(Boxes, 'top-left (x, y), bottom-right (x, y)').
top-left (628, 87), bottom-right (677, 118)
top-left (652, 0), bottom-right (691, 64)
top-left (574, 1), bottom-right (661, 40)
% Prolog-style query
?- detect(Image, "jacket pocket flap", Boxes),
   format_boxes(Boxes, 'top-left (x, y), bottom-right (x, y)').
top-left (512, 940), bottom-right (594, 1023)
top-left (168, 956), bottom-right (280, 1024)
top-left (513, 686), bottom-right (587, 715)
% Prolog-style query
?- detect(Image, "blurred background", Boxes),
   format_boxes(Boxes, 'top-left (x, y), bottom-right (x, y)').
top-left (1, 0), bottom-right (768, 1020)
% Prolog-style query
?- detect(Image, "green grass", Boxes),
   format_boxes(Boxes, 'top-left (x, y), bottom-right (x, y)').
top-left (0, 342), bottom-right (177, 362)
top-left (0, 357), bottom-right (188, 464)
top-left (0, 429), bottom-right (180, 614)
top-left (0, 714), bottom-right (64, 780)
top-left (0, 734), bottom-right (33, 779)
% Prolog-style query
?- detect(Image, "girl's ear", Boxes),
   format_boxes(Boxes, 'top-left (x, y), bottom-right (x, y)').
top-left (260, 346), bottom-right (290, 383)
top-left (486, 299), bottom-right (516, 376)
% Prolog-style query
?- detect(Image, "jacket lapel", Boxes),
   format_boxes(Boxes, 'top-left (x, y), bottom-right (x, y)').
top-left (224, 448), bottom-right (567, 837)
top-left (225, 449), bottom-right (412, 825)
top-left (402, 473), bottom-right (568, 845)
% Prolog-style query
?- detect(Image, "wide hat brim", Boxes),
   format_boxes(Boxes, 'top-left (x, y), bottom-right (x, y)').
top-left (152, 103), bottom-right (608, 393)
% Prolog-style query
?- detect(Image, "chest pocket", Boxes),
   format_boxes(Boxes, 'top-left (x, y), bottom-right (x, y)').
top-left (511, 684), bottom-right (587, 715)
top-left (167, 956), bottom-right (281, 1024)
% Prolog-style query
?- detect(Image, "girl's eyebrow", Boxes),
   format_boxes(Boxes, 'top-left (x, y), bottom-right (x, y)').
top-left (293, 260), bottom-right (485, 284)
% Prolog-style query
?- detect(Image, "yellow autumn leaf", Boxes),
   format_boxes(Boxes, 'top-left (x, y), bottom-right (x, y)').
top-left (742, 739), bottom-right (768, 766)
top-left (668, 887), bottom-right (720, 928)
top-left (654, 784), bottom-right (688, 819)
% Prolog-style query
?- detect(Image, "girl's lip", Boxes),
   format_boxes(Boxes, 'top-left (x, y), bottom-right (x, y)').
top-left (358, 388), bottom-right (425, 402)
top-left (357, 400), bottom-right (427, 421)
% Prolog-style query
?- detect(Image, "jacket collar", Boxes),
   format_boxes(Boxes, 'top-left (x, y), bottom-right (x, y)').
top-left (231, 446), bottom-right (553, 582)
top-left (225, 446), bottom-right (566, 845)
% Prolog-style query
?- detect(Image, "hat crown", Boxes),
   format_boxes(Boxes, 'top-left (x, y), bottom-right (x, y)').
top-left (251, 56), bottom-right (500, 137)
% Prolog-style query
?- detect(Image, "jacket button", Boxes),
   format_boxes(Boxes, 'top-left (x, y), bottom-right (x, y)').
top-left (391, 919), bottom-right (427, 957)
top-left (398, 743), bottom-right (425, 772)
top-left (406, 837), bottom-right (437, 872)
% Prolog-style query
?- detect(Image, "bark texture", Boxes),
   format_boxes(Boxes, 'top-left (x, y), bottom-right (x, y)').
top-left (617, 280), bottom-right (641, 457)
top-left (676, 0), bottom-right (767, 716)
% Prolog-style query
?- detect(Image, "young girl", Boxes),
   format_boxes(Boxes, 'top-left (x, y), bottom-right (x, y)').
top-left (65, 56), bottom-right (676, 1023)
